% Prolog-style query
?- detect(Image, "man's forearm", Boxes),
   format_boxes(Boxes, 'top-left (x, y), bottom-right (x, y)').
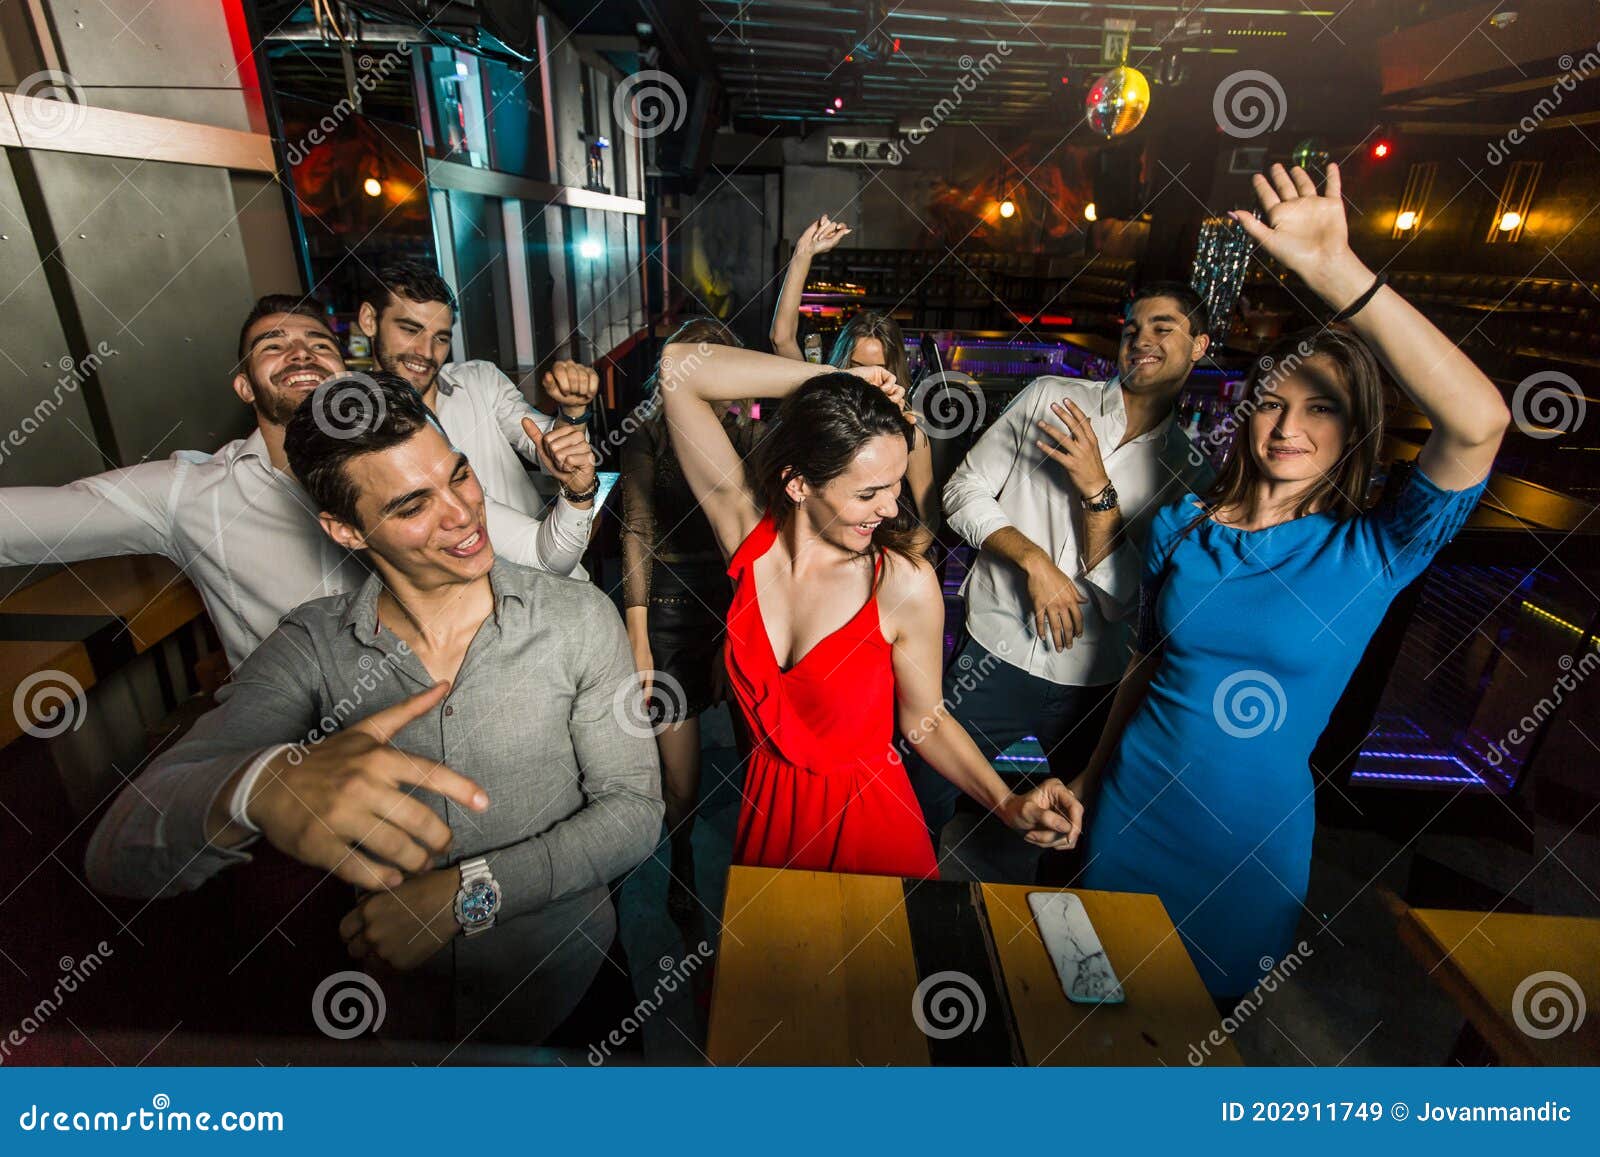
top-left (981, 525), bottom-right (1052, 575)
top-left (1079, 506), bottom-right (1124, 573)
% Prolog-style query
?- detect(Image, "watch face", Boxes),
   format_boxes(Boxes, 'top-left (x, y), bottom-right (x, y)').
top-left (459, 880), bottom-right (499, 926)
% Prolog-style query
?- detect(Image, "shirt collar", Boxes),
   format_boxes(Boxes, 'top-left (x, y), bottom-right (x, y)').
top-left (339, 559), bottom-right (527, 642)
top-left (433, 364), bottom-right (459, 398)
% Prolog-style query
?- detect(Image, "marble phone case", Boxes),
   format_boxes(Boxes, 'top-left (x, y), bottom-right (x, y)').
top-left (1026, 891), bottom-right (1126, 1004)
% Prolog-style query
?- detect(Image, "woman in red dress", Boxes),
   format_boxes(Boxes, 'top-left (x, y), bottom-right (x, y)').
top-left (661, 342), bottom-right (1082, 879)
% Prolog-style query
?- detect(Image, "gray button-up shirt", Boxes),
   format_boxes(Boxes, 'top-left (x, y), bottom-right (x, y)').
top-left (86, 558), bottom-right (663, 1041)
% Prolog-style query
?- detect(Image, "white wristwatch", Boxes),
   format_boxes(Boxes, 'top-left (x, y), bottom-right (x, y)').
top-left (452, 857), bottom-right (502, 937)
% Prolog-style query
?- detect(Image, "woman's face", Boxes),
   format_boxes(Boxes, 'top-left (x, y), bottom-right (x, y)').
top-left (792, 433), bottom-right (908, 553)
top-left (1247, 355), bottom-right (1351, 487)
top-left (847, 336), bottom-right (886, 370)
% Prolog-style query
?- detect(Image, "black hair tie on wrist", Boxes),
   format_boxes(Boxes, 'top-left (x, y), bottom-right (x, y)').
top-left (1332, 271), bottom-right (1387, 322)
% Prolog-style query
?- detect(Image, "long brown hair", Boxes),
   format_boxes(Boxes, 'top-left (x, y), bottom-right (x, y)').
top-left (753, 371), bottom-right (925, 564)
top-left (828, 311), bottom-right (910, 396)
top-left (1197, 326), bottom-right (1385, 528)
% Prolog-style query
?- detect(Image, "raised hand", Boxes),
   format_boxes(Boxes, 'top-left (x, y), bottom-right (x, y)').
top-left (997, 778), bottom-right (1084, 849)
top-left (542, 360), bottom-right (600, 416)
top-left (238, 682), bottom-right (490, 891)
top-left (798, 213), bottom-right (851, 258)
top-left (523, 416), bottom-right (598, 500)
top-left (1035, 399), bottom-right (1110, 500)
top-left (845, 364), bottom-right (913, 417)
top-left (1229, 162), bottom-right (1355, 279)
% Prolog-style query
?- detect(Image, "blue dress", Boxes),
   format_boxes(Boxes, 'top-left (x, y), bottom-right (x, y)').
top-left (1082, 467), bottom-right (1487, 995)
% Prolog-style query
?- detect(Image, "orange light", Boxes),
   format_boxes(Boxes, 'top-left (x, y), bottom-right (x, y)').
top-left (1084, 201), bottom-right (1098, 222)
top-left (1498, 210), bottom-right (1522, 231)
top-left (999, 199), bottom-right (1016, 219)
top-left (362, 177), bottom-right (383, 197)
top-left (1395, 210), bottom-right (1417, 230)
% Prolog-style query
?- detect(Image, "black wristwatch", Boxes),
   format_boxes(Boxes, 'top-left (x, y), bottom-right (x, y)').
top-left (1083, 480), bottom-right (1119, 513)
top-left (556, 405), bottom-right (593, 426)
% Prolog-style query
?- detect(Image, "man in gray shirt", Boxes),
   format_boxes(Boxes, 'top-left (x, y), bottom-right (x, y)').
top-left (85, 374), bottom-right (663, 1045)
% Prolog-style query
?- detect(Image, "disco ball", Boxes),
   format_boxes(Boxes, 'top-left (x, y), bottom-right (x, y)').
top-left (1085, 66), bottom-right (1151, 139)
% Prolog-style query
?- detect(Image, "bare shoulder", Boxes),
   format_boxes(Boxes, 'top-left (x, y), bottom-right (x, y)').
top-left (874, 547), bottom-right (942, 639)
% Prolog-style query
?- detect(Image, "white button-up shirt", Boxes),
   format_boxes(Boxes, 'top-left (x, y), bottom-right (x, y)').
top-left (0, 402), bottom-right (591, 668)
top-left (433, 360), bottom-right (594, 580)
top-left (943, 375), bottom-right (1213, 687)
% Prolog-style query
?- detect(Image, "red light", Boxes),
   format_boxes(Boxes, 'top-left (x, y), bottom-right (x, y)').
top-left (1372, 140), bottom-right (1391, 159)
top-left (845, 53), bottom-right (854, 63)
top-left (892, 38), bottom-right (900, 52)
top-left (1060, 75), bottom-right (1070, 85)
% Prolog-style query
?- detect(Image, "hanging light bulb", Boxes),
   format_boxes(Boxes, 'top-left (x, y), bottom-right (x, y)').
top-left (363, 177), bottom-right (383, 198)
top-left (999, 199), bottom-right (1016, 219)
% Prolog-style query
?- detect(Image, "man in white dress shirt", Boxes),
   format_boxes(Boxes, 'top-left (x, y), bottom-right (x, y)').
top-left (356, 260), bottom-right (601, 519)
top-left (0, 296), bottom-right (596, 669)
top-left (911, 282), bottom-right (1216, 842)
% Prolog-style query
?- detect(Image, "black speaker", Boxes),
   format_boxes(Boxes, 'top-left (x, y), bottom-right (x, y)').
top-left (478, 0), bottom-right (537, 56)
top-left (1093, 148), bottom-right (1144, 220)
top-left (655, 75), bottom-right (722, 189)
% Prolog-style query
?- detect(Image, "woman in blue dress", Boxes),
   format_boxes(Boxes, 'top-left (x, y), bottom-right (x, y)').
top-left (1070, 163), bottom-right (1510, 997)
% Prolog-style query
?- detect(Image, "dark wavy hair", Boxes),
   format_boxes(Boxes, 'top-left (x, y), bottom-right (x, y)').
top-left (284, 371), bottom-right (437, 528)
top-left (1196, 326), bottom-right (1385, 527)
top-left (236, 293), bottom-right (329, 362)
top-left (753, 372), bottom-right (924, 562)
top-left (364, 259), bottom-right (457, 318)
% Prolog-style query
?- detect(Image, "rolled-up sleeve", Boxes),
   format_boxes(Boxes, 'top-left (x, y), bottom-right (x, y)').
top-left (942, 384), bottom-right (1039, 550)
top-left (484, 596), bottom-right (662, 919)
top-left (484, 495), bottom-right (591, 577)
top-left (0, 459), bottom-right (177, 567)
top-left (83, 624), bottom-right (321, 898)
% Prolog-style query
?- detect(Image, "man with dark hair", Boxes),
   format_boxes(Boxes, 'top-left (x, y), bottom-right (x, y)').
top-left (0, 296), bottom-right (366, 665)
top-left (0, 296), bottom-right (606, 668)
top-left (358, 259), bottom-right (600, 526)
top-left (86, 373), bottom-right (663, 1045)
top-left (910, 282), bottom-right (1216, 852)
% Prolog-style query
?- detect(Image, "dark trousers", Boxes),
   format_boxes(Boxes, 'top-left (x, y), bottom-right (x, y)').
top-left (907, 634), bottom-right (1115, 843)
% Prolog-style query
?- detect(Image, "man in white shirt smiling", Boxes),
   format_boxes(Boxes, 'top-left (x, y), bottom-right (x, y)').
top-left (355, 260), bottom-right (601, 519)
top-left (911, 281), bottom-right (1216, 843)
top-left (0, 296), bottom-right (597, 669)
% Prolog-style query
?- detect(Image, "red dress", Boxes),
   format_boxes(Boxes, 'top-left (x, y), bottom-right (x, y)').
top-left (723, 512), bottom-right (939, 880)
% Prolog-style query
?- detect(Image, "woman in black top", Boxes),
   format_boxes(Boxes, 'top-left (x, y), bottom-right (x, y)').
top-left (620, 318), bottom-right (763, 918)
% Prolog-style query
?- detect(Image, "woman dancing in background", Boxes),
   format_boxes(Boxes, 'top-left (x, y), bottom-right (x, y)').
top-left (620, 318), bottom-right (764, 918)
top-left (661, 343), bottom-right (1081, 877)
top-left (1072, 164), bottom-right (1509, 996)
top-left (770, 214), bottom-right (939, 530)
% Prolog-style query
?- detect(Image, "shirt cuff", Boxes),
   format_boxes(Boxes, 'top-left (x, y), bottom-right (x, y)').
top-left (1077, 539), bottom-right (1141, 621)
top-left (951, 509), bottom-right (1013, 552)
top-left (482, 839), bottom-right (552, 923)
top-left (228, 744), bottom-right (292, 833)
